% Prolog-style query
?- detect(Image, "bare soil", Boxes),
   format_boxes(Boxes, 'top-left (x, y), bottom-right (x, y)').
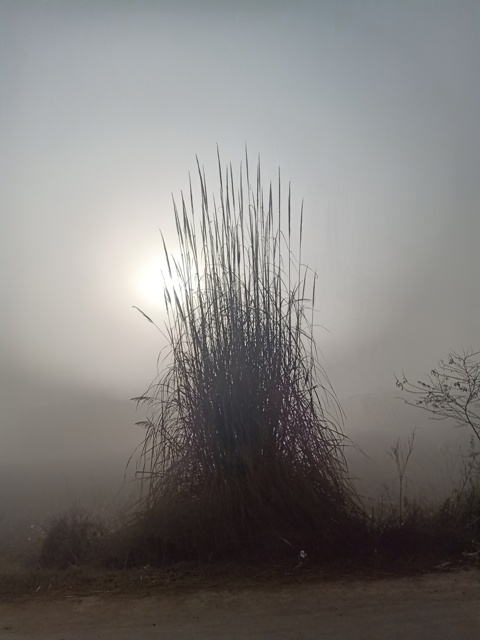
top-left (1, 567), bottom-right (479, 639)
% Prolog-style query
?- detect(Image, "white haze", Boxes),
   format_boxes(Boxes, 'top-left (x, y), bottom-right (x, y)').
top-left (1, 1), bottom-right (479, 519)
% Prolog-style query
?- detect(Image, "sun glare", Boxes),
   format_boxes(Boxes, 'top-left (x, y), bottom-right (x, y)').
top-left (134, 257), bottom-right (178, 307)
top-left (133, 249), bottom-right (201, 310)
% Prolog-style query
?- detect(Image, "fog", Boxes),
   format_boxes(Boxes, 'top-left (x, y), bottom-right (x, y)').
top-left (1, 1), bottom-right (479, 522)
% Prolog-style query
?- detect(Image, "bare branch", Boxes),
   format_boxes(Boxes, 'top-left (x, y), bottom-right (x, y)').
top-left (395, 350), bottom-right (480, 443)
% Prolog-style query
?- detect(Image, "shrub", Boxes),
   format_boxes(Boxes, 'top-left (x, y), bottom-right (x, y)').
top-left (40, 511), bottom-right (105, 569)
top-left (132, 150), bottom-right (364, 564)
top-left (395, 349), bottom-right (480, 555)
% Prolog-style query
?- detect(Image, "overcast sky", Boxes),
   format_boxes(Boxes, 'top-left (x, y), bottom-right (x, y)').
top-left (1, 1), bottom-right (479, 507)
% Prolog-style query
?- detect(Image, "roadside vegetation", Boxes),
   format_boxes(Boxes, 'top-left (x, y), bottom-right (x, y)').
top-left (127, 149), bottom-right (366, 566)
top-left (1, 154), bottom-right (479, 594)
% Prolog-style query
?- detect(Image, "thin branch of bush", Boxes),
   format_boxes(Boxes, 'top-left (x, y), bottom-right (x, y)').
top-left (386, 428), bottom-right (416, 525)
top-left (396, 350), bottom-right (480, 443)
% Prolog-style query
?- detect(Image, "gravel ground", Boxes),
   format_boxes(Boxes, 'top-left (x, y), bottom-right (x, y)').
top-left (1, 568), bottom-right (479, 639)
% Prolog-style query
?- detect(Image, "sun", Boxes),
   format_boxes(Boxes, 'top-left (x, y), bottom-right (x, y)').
top-left (133, 256), bottom-right (181, 308)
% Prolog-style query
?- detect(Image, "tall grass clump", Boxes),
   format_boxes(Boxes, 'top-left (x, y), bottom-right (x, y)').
top-left (132, 150), bottom-right (363, 564)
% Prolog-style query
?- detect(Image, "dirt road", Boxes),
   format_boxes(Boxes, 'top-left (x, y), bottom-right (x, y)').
top-left (1, 569), bottom-right (479, 639)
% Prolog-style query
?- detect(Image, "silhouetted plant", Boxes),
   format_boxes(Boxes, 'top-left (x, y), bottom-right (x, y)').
top-left (387, 428), bottom-right (416, 524)
top-left (40, 510), bottom-right (105, 569)
top-left (132, 150), bottom-right (363, 563)
top-left (393, 351), bottom-right (480, 557)
top-left (396, 350), bottom-right (480, 443)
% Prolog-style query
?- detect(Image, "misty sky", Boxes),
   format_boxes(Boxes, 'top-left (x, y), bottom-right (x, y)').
top-left (1, 1), bottom-right (479, 508)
